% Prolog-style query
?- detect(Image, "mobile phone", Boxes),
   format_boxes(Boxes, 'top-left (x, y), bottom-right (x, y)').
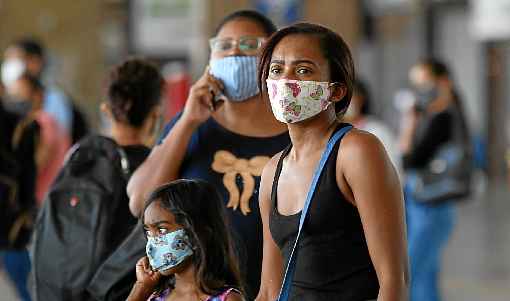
top-left (211, 91), bottom-right (227, 111)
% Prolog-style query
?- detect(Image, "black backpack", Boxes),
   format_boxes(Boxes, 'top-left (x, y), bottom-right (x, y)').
top-left (87, 223), bottom-right (146, 301)
top-left (0, 110), bottom-right (36, 250)
top-left (71, 103), bottom-right (90, 144)
top-left (31, 135), bottom-right (140, 301)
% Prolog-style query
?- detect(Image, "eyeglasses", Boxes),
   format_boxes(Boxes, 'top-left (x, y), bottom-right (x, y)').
top-left (209, 36), bottom-right (265, 54)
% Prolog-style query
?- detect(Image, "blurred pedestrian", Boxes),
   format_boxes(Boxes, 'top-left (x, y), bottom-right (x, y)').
top-left (30, 58), bottom-right (162, 301)
top-left (4, 73), bottom-right (70, 205)
top-left (0, 84), bottom-right (39, 301)
top-left (2, 38), bottom-right (89, 143)
top-left (399, 58), bottom-right (471, 301)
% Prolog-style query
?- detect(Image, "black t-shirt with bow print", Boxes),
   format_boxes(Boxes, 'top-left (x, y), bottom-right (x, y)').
top-left (158, 113), bottom-right (290, 298)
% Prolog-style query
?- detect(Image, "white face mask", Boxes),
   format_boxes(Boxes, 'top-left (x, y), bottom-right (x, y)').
top-left (1, 58), bottom-right (26, 88)
top-left (266, 79), bottom-right (334, 124)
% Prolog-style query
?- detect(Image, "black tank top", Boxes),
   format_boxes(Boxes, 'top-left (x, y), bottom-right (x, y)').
top-left (269, 125), bottom-right (379, 301)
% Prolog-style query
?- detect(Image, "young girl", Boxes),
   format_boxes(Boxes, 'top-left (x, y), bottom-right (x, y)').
top-left (127, 180), bottom-right (245, 301)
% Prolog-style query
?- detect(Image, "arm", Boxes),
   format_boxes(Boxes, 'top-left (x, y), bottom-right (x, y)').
top-left (126, 257), bottom-right (162, 301)
top-left (126, 282), bottom-right (155, 301)
top-left (127, 69), bottom-right (223, 216)
top-left (339, 130), bottom-right (409, 301)
top-left (255, 157), bottom-right (284, 301)
top-left (401, 111), bottom-right (452, 169)
top-left (398, 109), bottom-right (419, 156)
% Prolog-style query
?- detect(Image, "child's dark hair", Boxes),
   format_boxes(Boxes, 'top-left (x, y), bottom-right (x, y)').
top-left (258, 22), bottom-right (355, 115)
top-left (107, 58), bottom-right (163, 128)
top-left (214, 9), bottom-right (277, 36)
top-left (142, 179), bottom-right (243, 296)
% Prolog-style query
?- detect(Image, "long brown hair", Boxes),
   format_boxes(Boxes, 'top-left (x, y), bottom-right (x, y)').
top-left (142, 180), bottom-right (243, 296)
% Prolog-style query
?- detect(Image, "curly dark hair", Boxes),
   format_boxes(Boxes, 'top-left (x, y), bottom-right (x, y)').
top-left (142, 179), bottom-right (243, 296)
top-left (258, 22), bottom-right (355, 115)
top-left (107, 58), bottom-right (164, 128)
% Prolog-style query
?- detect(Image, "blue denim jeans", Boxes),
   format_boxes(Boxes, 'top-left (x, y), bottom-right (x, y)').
top-left (1, 249), bottom-right (32, 301)
top-left (405, 186), bottom-right (455, 301)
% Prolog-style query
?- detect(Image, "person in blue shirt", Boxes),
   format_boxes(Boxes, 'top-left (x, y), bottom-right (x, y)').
top-left (128, 10), bottom-right (289, 299)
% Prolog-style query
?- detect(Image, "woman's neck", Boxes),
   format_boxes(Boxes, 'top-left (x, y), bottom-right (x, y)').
top-left (110, 122), bottom-right (144, 146)
top-left (213, 94), bottom-right (287, 137)
top-left (287, 109), bottom-right (338, 161)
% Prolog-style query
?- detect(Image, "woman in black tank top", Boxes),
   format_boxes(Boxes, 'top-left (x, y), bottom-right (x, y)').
top-left (255, 23), bottom-right (408, 301)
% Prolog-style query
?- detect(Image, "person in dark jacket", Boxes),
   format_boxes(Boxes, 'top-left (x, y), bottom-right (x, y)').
top-left (399, 58), bottom-right (469, 301)
top-left (1, 85), bottom-right (39, 301)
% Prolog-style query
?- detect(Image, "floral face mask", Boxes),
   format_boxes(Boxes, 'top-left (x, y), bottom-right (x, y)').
top-left (146, 228), bottom-right (194, 272)
top-left (266, 79), bottom-right (335, 124)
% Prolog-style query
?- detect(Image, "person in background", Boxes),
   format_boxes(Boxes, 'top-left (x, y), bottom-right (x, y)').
top-left (2, 38), bottom-right (90, 143)
top-left (101, 58), bottom-right (162, 153)
top-left (30, 58), bottom-right (163, 301)
top-left (399, 58), bottom-right (469, 301)
top-left (127, 10), bottom-right (289, 299)
top-left (0, 83), bottom-right (39, 301)
top-left (344, 79), bottom-right (402, 174)
top-left (4, 73), bottom-right (70, 205)
top-left (127, 180), bottom-right (244, 301)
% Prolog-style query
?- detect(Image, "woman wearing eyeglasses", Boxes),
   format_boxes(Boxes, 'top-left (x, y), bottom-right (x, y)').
top-left (128, 10), bottom-right (289, 299)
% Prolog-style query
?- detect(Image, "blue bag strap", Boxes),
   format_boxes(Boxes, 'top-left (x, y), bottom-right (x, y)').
top-left (276, 125), bottom-right (353, 301)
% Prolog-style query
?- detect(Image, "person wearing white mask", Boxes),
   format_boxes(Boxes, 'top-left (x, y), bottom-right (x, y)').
top-left (128, 10), bottom-right (289, 299)
top-left (2, 38), bottom-right (74, 136)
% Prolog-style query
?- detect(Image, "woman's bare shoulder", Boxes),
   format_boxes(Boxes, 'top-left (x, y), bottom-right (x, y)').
top-left (340, 128), bottom-right (387, 158)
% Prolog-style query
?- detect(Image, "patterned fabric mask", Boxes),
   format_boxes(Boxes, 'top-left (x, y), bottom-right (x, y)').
top-left (146, 229), bottom-right (194, 272)
top-left (266, 79), bottom-right (334, 123)
top-left (209, 56), bottom-right (259, 102)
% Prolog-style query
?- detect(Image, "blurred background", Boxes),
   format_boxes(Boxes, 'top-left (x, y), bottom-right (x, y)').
top-left (0, 0), bottom-right (509, 300)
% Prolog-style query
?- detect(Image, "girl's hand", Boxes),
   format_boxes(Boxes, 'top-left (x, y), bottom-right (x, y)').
top-left (181, 67), bottom-right (224, 127)
top-left (135, 256), bottom-right (161, 290)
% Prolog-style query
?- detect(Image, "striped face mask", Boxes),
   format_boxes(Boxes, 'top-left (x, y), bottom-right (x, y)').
top-left (209, 56), bottom-right (259, 102)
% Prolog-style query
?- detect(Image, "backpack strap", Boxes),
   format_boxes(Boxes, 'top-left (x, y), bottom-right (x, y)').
top-left (116, 147), bottom-right (130, 178)
top-left (276, 125), bottom-right (353, 301)
top-left (62, 136), bottom-right (131, 178)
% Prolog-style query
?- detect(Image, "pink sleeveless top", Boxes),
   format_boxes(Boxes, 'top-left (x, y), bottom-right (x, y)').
top-left (35, 111), bottom-right (71, 205)
top-left (148, 287), bottom-right (241, 301)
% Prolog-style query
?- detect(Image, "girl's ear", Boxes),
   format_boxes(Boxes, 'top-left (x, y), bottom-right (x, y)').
top-left (330, 83), bottom-right (347, 103)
